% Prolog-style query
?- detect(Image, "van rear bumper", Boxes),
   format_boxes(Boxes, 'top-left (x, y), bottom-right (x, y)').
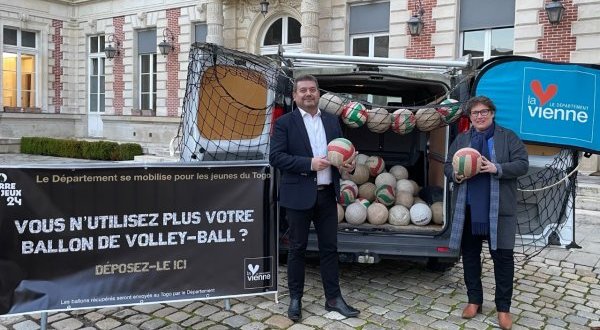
top-left (280, 231), bottom-right (460, 264)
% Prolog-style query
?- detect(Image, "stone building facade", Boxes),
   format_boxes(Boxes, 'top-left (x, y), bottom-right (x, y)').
top-left (0, 0), bottom-right (599, 166)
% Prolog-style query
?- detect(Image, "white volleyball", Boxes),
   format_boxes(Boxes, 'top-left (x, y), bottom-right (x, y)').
top-left (367, 203), bottom-right (389, 225)
top-left (395, 191), bottom-right (414, 209)
top-left (345, 202), bottom-right (367, 225)
top-left (366, 107), bottom-right (392, 133)
top-left (347, 164), bottom-right (370, 185)
top-left (389, 165), bottom-right (409, 180)
top-left (358, 182), bottom-right (377, 202)
top-left (431, 202), bottom-right (444, 225)
top-left (319, 93), bottom-right (345, 116)
top-left (410, 203), bottom-right (432, 226)
top-left (415, 108), bottom-right (442, 132)
top-left (337, 203), bottom-right (345, 223)
top-left (356, 153), bottom-right (369, 165)
top-left (396, 179), bottom-right (415, 195)
top-left (409, 179), bottom-right (420, 196)
top-left (375, 172), bottom-right (397, 188)
top-left (388, 205), bottom-right (411, 226)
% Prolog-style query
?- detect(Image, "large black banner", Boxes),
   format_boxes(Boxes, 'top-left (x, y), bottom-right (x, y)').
top-left (0, 163), bottom-right (276, 315)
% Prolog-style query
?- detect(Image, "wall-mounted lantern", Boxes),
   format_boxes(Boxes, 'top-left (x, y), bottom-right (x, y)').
top-left (407, 1), bottom-right (425, 36)
top-left (158, 28), bottom-right (175, 56)
top-left (545, 0), bottom-right (565, 25)
top-left (104, 34), bottom-right (121, 59)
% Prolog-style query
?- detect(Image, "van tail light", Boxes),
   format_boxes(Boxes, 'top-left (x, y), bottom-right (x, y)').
top-left (437, 246), bottom-right (450, 253)
top-left (458, 116), bottom-right (470, 133)
top-left (270, 104), bottom-right (285, 136)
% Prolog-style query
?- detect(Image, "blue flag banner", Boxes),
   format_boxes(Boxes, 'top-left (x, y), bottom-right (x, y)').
top-left (473, 56), bottom-right (600, 153)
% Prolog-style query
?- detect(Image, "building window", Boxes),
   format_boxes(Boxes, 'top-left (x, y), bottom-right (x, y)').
top-left (194, 23), bottom-right (207, 43)
top-left (461, 27), bottom-right (514, 61)
top-left (459, 0), bottom-right (515, 61)
top-left (89, 35), bottom-right (105, 113)
top-left (2, 26), bottom-right (38, 109)
top-left (138, 30), bottom-right (157, 112)
top-left (351, 34), bottom-right (389, 57)
top-left (349, 2), bottom-right (390, 57)
top-left (261, 17), bottom-right (301, 55)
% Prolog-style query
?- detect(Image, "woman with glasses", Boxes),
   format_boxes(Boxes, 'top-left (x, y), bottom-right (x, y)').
top-left (444, 96), bottom-right (529, 330)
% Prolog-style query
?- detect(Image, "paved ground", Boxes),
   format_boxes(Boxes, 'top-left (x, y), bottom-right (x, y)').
top-left (1, 154), bottom-right (600, 329)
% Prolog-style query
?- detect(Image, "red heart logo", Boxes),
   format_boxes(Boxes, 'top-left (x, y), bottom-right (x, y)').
top-left (530, 80), bottom-right (557, 107)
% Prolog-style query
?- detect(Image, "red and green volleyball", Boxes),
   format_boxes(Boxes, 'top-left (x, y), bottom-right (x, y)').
top-left (339, 185), bottom-right (358, 206)
top-left (452, 147), bottom-right (482, 179)
top-left (327, 138), bottom-right (355, 167)
top-left (436, 99), bottom-right (462, 124)
top-left (341, 101), bottom-right (368, 128)
top-left (391, 109), bottom-right (416, 135)
top-left (365, 155), bottom-right (385, 177)
top-left (375, 184), bottom-right (395, 206)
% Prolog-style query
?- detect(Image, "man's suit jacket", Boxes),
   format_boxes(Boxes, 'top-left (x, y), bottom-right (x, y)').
top-left (269, 109), bottom-right (343, 210)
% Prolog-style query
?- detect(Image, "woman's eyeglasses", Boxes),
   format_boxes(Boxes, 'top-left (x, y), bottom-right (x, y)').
top-left (470, 109), bottom-right (491, 118)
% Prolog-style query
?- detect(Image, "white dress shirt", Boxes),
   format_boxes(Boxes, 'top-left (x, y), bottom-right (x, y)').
top-left (298, 107), bottom-right (332, 185)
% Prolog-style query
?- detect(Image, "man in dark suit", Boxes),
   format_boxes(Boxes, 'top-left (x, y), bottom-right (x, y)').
top-left (270, 74), bottom-right (359, 321)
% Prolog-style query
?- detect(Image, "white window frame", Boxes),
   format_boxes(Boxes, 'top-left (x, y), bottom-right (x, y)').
top-left (460, 27), bottom-right (514, 62)
top-left (2, 26), bottom-right (40, 109)
top-left (139, 53), bottom-right (157, 111)
top-left (349, 32), bottom-right (389, 57)
top-left (260, 16), bottom-right (302, 55)
top-left (88, 35), bottom-right (106, 113)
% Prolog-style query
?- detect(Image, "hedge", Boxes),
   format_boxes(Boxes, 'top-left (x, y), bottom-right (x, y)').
top-left (20, 137), bottom-right (144, 161)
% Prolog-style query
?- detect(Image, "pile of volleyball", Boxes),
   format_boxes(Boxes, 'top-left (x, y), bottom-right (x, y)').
top-left (327, 140), bottom-right (444, 227)
top-left (319, 92), bottom-right (462, 134)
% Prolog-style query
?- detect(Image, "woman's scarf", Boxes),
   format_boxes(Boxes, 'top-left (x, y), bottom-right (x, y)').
top-left (467, 123), bottom-right (495, 235)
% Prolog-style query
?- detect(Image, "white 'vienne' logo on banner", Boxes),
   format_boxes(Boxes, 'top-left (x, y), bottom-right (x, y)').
top-left (244, 257), bottom-right (273, 289)
top-left (520, 67), bottom-right (596, 143)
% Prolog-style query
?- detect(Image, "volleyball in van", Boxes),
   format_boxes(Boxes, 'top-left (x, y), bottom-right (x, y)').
top-left (410, 203), bottom-right (432, 226)
top-left (391, 108), bottom-right (416, 135)
top-left (388, 205), bottom-right (411, 226)
top-left (436, 98), bottom-right (462, 124)
top-left (375, 184), bottom-right (395, 206)
top-left (366, 107), bottom-right (392, 133)
top-left (345, 164), bottom-right (370, 184)
top-left (365, 156), bottom-right (385, 177)
top-left (415, 108), bottom-right (442, 131)
top-left (319, 93), bottom-right (345, 116)
top-left (345, 202), bottom-right (367, 225)
top-left (341, 101), bottom-right (368, 128)
top-left (452, 147), bottom-right (482, 179)
top-left (337, 203), bottom-right (345, 223)
top-left (339, 185), bottom-right (357, 206)
top-left (327, 138), bottom-right (355, 167)
top-left (367, 203), bottom-right (389, 225)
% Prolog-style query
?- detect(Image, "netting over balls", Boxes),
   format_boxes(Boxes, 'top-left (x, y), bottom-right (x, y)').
top-left (176, 43), bottom-right (288, 162)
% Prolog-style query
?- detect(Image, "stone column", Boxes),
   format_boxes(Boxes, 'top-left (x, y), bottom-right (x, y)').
top-left (206, 0), bottom-right (224, 45)
top-left (301, 0), bottom-right (319, 53)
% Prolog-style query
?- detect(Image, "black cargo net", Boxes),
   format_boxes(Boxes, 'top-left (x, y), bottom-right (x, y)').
top-left (175, 43), bottom-right (287, 162)
top-left (514, 149), bottom-right (578, 261)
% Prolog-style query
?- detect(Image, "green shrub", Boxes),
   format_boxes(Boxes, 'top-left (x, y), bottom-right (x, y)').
top-left (20, 137), bottom-right (143, 161)
top-left (118, 143), bottom-right (144, 160)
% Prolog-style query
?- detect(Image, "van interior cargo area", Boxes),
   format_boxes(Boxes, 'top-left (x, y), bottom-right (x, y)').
top-left (312, 72), bottom-right (451, 235)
